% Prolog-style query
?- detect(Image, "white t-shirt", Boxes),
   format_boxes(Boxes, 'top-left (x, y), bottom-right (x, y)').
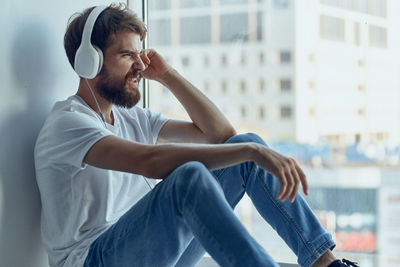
top-left (34, 95), bottom-right (169, 267)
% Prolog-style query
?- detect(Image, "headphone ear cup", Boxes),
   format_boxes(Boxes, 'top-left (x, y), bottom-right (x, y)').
top-left (94, 45), bottom-right (103, 75)
top-left (74, 44), bottom-right (100, 79)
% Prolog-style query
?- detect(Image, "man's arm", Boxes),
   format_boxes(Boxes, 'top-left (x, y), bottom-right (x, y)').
top-left (84, 135), bottom-right (308, 202)
top-left (140, 50), bottom-right (236, 144)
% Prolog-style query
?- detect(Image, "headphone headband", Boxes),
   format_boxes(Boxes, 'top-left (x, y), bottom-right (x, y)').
top-left (81, 6), bottom-right (108, 46)
top-left (74, 5), bottom-right (108, 79)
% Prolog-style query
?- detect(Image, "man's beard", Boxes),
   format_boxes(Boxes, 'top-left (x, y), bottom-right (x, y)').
top-left (96, 67), bottom-right (142, 108)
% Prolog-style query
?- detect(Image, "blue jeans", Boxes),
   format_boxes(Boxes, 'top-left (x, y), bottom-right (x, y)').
top-left (83, 133), bottom-right (335, 267)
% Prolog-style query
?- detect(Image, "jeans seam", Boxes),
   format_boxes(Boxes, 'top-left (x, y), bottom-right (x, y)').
top-left (213, 167), bottom-right (228, 180)
top-left (184, 200), bottom-right (237, 266)
top-left (301, 238), bottom-right (335, 267)
top-left (101, 212), bottom-right (151, 256)
top-left (255, 169), bottom-right (318, 260)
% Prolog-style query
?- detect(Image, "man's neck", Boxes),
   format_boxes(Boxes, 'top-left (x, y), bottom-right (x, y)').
top-left (76, 79), bottom-right (114, 124)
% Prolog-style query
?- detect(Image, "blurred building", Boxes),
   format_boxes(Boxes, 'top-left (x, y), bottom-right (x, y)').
top-left (148, 0), bottom-right (400, 147)
top-left (145, 2), bottom-right (400, 267)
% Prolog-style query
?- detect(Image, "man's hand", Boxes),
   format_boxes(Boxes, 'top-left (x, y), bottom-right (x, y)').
top-left (140, 49), bottom-right (173, 82)
top-left (251, 144), bottom-right (308, 202)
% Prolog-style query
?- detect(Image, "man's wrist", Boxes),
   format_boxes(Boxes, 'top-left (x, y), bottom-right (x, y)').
top-left (157, 68), bottom-right (178, 85)
top-left (246, 142), bottom-right (260, 163)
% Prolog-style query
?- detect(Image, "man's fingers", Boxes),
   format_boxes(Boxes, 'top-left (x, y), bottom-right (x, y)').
top-left (287, 158), bottom-right (300, 202)
top-left (279, 166), bottom-right (294, 201)
top-left (284, 167), bottom-right (295, 201)
top-left (295, 164), bottom-right (308, 195)
top-left (277, 169), bottom-right (288, 201)
top-left (289, 168), bottom-right (300, 202)
top-left (141, 51), bottom-right (151, 65)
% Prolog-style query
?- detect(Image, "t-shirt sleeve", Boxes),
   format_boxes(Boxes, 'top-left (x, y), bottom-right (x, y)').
top-left (143, 108), bottom-right (169, 144)
top-left (36, 111), bottom-right (114, 169)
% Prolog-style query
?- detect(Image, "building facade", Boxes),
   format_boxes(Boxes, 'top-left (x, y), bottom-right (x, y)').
top-left (148, 0), bottom-right (400, 148)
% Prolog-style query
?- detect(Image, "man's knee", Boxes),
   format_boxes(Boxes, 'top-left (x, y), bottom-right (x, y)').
top-left (173, 161), bottom-right (216, 192)
top-left (225, 133), bottom-right (268, 147)
top-left (177, 161), bottom-right (208, 176)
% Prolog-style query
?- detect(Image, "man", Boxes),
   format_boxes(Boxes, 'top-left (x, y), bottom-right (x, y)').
top-left (34, 4), bottom-right (358, 267)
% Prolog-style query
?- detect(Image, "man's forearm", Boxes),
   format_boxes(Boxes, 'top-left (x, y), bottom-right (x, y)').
top-left (158, 69), bottom-right (236, 143)
top-left (86, 135), bottom-right (307, 201)
top-left (145, 142), bottom-right (256, 179)
top-left (87, 136), bottom-right (256, 180)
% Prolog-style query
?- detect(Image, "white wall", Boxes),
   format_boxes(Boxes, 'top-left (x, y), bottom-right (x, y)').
top-left (0, 1), bottom-right (127, 266)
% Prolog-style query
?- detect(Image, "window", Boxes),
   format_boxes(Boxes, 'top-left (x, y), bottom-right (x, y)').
top-left (181, 56), bottom-right (190, 67)
top-left (320, 0), bottom-right (343, 8)
top-left (240, 80), bottom-right (247, 93)
top-left (369, 25), bottom-right (387, 48)
top-left (369, 0), bottom-right (386, 17)
top-left (241, 105), bottom-right (247, 117)
top-left (309, 80), bottom-right (315, 89)
top-left (346, 0), bottom-right (357, 10)
top-left (258, 106), bottom-right (266, 119)
top-left (203, 55), bottom-right (209, 67)
top-left (258, 52), bottom-right (265, 64)
top-left (358, 0), bottom-right (369, 13)
top-left (220, 13), bottom-right (248, 43)
top-left (259, 79), bottom-right (266, 92)
top-left (221, 80), bottom-right (228, 93)
top-left (280, 105), bottom-right (293, 119)
top-left (322, 0), bottom-right (387, 17)
top-left (240, 52), bottom-right (246, 65)
top-left (354, 22), bottom-right (360, 46)
top-left (149, 19), bottom-right (171, 46)
top-left (146, 2), bottom-right (400, 266)
top-left (181, 16), bottom-right (211, 44)
top-left (280, 79), bottom-right (292, 92)
top-left (274, 0), bottom-right (289, 8)
top-left (256, 12), bottom-right (263, 41)
top-left (220, 0), bottom-right (248, 5)
top-left (149, 0), bottom-right (171, 10)
top-left (180, 0), bottom-right (210, 8)
top-left (280, 51), bottom-right (291, 64)
top-left (320, 15), bottom-right (345, 42)
top-left (221, 54), bottom-right (227, 67)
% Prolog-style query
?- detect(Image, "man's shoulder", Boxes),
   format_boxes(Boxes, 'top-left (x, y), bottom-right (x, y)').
top-left (37, 96), bottom-right (106, 145)
top-left (45, 95), bottom-right (101, 125)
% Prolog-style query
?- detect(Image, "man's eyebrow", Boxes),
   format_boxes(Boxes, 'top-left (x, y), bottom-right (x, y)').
top-left (118, 50), bottom-right (140, 55)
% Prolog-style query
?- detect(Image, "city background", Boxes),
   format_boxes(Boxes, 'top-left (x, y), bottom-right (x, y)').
top-left (146, 0), bottom-right (400, 266)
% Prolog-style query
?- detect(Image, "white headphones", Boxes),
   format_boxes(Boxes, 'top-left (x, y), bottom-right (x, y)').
top-left (74, 5), bottom-right (108, 79)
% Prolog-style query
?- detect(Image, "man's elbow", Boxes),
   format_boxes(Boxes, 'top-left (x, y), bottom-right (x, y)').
top-left (213, 127), bottom-right (237, 144)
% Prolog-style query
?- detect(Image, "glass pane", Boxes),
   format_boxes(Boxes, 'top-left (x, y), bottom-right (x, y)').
top-left (180, 0), bottom-right (210, 8)
top-left (320, 15), bottom-right (345, 41)
top-left (369, 25), bottom-right (387, 48)
top-left (149, 0), bottom-right (171, 10)
top-left (220, 13), bottom-right (249, 43)
top-left (181, 16), bottom-right (211, 44)
top-left (148, 1), bottom-right (400, 266)
top-left (220, 0), bottom-right (248, 5)
top-left (149, 19), bottom-right (171, 46)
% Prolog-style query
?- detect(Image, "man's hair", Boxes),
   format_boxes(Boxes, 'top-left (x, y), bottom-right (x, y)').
top-left (64, 3), bottom-right (147, 69)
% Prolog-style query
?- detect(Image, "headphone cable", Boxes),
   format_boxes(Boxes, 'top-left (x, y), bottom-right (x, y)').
top-left (85, 78), bottom-right (153, 190)
top-left (85, 78), bottom-right (107, 127)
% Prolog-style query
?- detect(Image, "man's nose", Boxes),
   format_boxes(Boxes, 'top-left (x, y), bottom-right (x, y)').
top-left (132, 54), bottom-right (146, 71)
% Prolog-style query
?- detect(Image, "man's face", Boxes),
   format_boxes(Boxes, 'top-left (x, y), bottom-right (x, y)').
top-left (96, 31), bottom-right (145, 108)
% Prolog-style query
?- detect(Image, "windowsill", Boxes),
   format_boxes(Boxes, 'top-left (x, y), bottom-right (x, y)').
top-left (196, 256), bottom-right (299, 267)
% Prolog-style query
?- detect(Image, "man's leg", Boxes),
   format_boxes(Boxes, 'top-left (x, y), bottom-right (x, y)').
top-left (213, 133), bottom-right (336, 267)
top-left (84, 161), bottom-right (278, 267)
